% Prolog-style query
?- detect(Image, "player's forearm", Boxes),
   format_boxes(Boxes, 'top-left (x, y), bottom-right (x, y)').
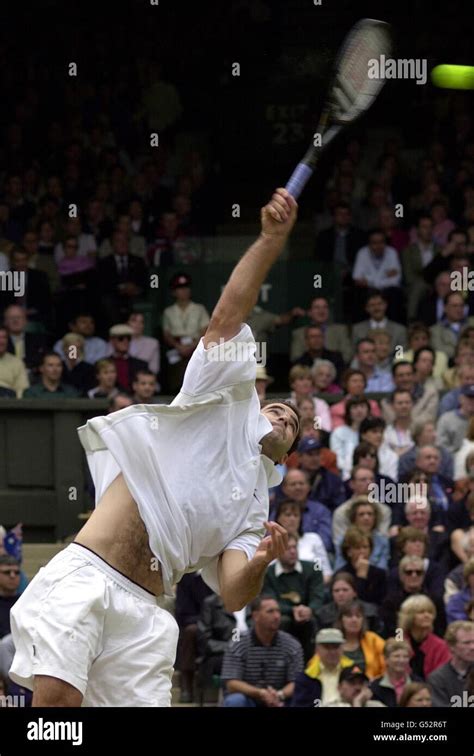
top-left (211, 233), bottom-right (286, 327)
top-left (221, 555), bottom-right (268, 612)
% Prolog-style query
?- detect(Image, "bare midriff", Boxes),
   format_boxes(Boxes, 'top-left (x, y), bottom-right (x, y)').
top-left (74, 473), bottom-right (164, 596)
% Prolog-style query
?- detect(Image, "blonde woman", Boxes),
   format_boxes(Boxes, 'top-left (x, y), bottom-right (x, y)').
top-left (398, 595), bottom-right (451, 679)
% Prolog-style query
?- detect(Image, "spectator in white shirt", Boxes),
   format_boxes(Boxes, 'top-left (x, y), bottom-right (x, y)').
top-left (384, 389), bottom-right (415, 458)
top-left (330, 397), bottom-right (371, 480)
top-left (352, 229), bottom-right (403, 321)
top-left (127, 311), bottom-right (160, 377)
top-left (275, 499), bottom-right (332, 585)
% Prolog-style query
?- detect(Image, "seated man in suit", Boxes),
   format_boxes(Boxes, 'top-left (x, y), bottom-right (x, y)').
top-left (4, 304), bottom-right (47, 371)
top-left (292, 324), bottom-right (344, 379)
top-left (402, 214), bottom-right (441, 322)
top-left (314, 202), bottom-right (366, 321)
top-left (0, 248), bottom-right (51, 326)
top-left (291, 297), bottom-right (352, 365)
top-left (352, 290), bottom-right (406, 353)
top-left (97, 229), bottom-right (148, 326)
top-left (416, 270), bottom-right (451, 326)
top-left (430, 292), bottom-right (474, 362)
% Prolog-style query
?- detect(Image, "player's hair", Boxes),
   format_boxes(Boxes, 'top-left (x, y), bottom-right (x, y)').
top-left (260, 399), bottom-right (302, 455)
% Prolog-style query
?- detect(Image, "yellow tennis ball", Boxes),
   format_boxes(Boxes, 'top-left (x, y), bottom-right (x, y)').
top-left (431, 65), bottom-right (474, 90)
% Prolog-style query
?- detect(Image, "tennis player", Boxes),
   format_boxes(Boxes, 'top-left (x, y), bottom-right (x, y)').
top-left (9, 188), bottom-right (300, 707)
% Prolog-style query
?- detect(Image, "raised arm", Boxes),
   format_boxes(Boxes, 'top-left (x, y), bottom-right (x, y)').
top-left (203, 188), bottom-right (298, 348)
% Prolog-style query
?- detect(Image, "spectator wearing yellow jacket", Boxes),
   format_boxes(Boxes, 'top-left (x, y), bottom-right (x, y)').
top-left (335, 599), bottom-right (386, 679)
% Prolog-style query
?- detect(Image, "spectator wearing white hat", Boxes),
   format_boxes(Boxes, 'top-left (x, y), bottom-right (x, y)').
top-left (255, 365), bottom-right (273, 400)
top-left (108, 324), bottom-right (148, 393)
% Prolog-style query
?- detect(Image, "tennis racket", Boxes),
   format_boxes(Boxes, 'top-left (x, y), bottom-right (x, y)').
top-left (285, 18), bottom-right (392, 199)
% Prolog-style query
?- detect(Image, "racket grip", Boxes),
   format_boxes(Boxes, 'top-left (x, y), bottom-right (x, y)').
top-left (285, 163), bottom-right (314, 199)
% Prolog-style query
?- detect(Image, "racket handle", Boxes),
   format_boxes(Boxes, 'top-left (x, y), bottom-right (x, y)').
top-left (285, 163), bottom-right (314, 199)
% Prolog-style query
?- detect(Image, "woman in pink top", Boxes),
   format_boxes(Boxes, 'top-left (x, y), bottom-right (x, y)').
top-left (330, 368), bottom-right (381, 429)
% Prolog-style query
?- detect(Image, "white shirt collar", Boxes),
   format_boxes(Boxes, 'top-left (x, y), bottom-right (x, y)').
top-left (275, 559), bottom-right (303, 577)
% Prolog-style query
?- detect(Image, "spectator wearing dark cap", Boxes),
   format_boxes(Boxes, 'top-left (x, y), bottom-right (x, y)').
top-left (108, 324), bottom-right (148, 393)
top-left (437, 384), bottom-right (474, 454)
top-left (162, 273), bottom-right (210, 393)
top-left (297, 437), bottom-right (346, 513)
top-left (322, 664), bottom-right (386, 706)
top-left (291, 628), bottom-right (354, 706)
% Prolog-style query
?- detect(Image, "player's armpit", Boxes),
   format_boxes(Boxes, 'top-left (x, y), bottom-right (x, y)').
top-left (202, 318), bottom-right (242, 349)
top-left (217, 548), bottom-right (266, 612)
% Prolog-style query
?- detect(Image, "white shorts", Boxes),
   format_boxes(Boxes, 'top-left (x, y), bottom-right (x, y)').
top-left (9, 543), bottom-right (179, 707)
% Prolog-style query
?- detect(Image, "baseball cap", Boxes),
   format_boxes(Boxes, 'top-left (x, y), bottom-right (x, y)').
top-left (109, 324), bottom-right (134, 338)
top-left (461, 384), bottom-right (474, 398)
top-left (297, 437), bottom-right (322, 454)
top-left (339, 665), bottom-right (369, 683)
top-left (315, 628), bottom-right (344, 645)
top-left (170, 273), bottom-right (191, 289)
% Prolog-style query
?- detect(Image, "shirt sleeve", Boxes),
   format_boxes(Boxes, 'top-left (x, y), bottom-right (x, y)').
top-left (176, 323), bottom-right (258, 398)
top-left (201, 529), bottom-right (262, 595)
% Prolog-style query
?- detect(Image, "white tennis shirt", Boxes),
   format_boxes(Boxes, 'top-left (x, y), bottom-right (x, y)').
top-left (77, 324), bottom-right (282, 596)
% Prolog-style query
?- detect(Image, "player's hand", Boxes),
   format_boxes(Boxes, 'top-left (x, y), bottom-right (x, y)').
top-left (261, 188), bottom-right (298, 238)
top-left (253, 521), bottom-right (289, 565)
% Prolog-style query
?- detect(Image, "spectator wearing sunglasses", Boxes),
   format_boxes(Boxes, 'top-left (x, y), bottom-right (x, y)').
top-left (0, 556), bottom-right (21, 638)
top-left (107, 324), bottom-right (148, 393)
top-left (380, 555), bottom-right (446, 638)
